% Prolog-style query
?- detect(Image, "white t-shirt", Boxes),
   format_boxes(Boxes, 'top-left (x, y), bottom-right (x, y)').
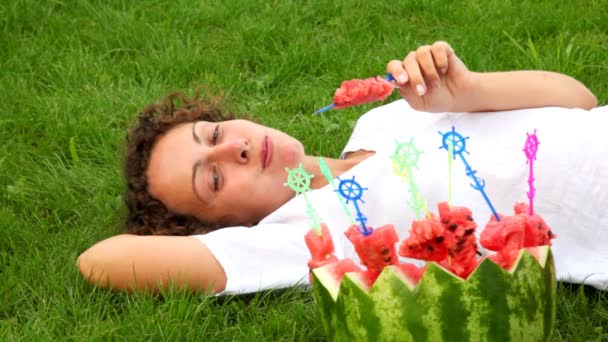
top-left (193, 100), bottom-right (608, 295)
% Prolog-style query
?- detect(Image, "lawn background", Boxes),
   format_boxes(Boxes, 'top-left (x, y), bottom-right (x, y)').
top-left (1, 0), bottom-right (607, 340)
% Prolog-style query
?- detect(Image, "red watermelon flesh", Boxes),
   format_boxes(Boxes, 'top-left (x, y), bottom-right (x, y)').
top-left (436, 202), bottom-right (480, 278)
top-left (480, 214), bottom-right (526, 252)
top-left (357, 270), bottom-right (380, 288)
top-left (319, 201), bottom-right (555, 289)
top-left (437, 202), bottom-right (477, 236)
top-left (333, 77), bottom-right (395, 109)
top-left (513, 202), bottom-right (557, 247)
top-left (354, 264), bottom-right (425, 288)
top-left (308, 256), bottom-right (339, 270)
top-left (344, 224), bottom-right (400, 276)
top-left (397, 203), bottom-right (479, 279)
top-left (304, 224), bottom-right (340, 282)
top-left (481, 214), bottom-right (525, 269)
top-left (394, 262), bottom-right (426, 285)
top-left (305, 224), bottom-right (337, 264)
top-left (481, 204), bottom-right (556, 270)
top-left (438, 234), bottom-right (481, 279)
top-left (315, 258), bottom-right (364, 292)
top-left (398, 214), bottom-right (448, 262)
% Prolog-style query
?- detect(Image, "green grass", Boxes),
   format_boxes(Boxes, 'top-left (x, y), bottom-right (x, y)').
top-left (1, 0), bottom-right (607, 340)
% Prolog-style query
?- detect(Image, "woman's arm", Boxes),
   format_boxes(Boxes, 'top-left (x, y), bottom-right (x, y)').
top-left (77, 234), bottom-right (227, 293)
top-left (387, 41), bottom-right (598, 113)
top-left (468, 70), bottom-right (597, 112)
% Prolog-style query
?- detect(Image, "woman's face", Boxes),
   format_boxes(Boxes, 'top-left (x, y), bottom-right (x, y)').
top-left (146, 119), bottom-right (306, 226)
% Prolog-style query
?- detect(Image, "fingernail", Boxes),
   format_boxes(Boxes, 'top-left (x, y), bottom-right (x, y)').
top-left (398, 74), bottom-right (408, 84)
top-left (416, 84), bottom-right (426, 95)
top-left (440, 67), bottom-right (447, 74)
top-left (431, 80), bottom-right (440, 89)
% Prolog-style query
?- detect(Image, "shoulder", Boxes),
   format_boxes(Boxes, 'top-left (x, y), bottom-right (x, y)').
top-left (356, 99), bottom-right (413, 125)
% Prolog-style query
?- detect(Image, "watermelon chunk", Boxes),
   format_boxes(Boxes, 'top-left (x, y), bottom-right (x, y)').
top-left (304, 224), bottom-right (339, 282)
top-left (514, 202), bottom-right (557, 247)
top-left (304, 224), bottom-right (338, 267)
top-left (344, 224), bottom-right (399, 282)
top-left (436, 202), bottom-right (479, 278)
top-left (398, 203), bottom-right (479, 279)
top-left (398, 214), bottom-right (448, 262)
top-left (333, 77), bottom-right (394, 109)
top-left (479, 213), bottom-right (525, 251)
top-left (481, 203), bottom-right (556, 269)
top-left (481, 214), bottom-right (525, 269)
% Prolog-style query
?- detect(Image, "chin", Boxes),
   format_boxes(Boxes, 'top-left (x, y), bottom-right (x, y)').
top-left (282, 140), bottom-right (305, 167)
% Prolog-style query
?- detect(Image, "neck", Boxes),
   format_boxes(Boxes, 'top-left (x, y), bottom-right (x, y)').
top-left (301, 155), bottom-right (362, 190)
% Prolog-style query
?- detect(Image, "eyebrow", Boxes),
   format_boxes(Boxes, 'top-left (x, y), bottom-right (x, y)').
top-left (191, 122), bottom-right (208, 204)
top-left (192, 121), bottom-right (201, 144)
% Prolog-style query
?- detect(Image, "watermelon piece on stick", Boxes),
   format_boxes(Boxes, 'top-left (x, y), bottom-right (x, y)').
top-left (399, 214), bottom-right (448, 262)
top-left (313, 75), bottom-right (395, 114)
top-left (304, 224), bottom-right (339, 282)
top-left (436, 202), bottom-right (480, 278)
top-left (333, 77), bottom-right (395, 109)
top-left (399, 202), bottom-right (480, 279)
top-left (344, 224), bottom-right (399, 283)
top-left (481, 203), bottom-right (556, 269)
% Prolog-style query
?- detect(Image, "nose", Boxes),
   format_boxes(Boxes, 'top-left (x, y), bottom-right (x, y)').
top-left (208, 139), bottom-right (249, 164)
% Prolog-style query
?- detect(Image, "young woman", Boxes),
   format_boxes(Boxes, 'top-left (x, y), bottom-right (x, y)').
top-left (77, 41), bottom-right (606, 294)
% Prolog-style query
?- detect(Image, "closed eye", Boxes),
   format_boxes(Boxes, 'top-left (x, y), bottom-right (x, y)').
top-left (212, 124), bottom-right (220, 144)
top-left (212, 165), bottom-right (221, 191)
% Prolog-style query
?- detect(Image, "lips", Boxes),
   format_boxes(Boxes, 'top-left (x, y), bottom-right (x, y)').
top-left (261, 136), bottom-right (274, 169)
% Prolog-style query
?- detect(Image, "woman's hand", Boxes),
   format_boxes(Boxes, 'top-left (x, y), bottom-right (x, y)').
top-left (387, 41), bottom-right (476, 113)
top-left (387, 41), bottom-right (597, 112)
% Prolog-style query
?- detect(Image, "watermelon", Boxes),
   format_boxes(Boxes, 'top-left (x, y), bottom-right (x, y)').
top-left (344, 224), bottom-right (399, 283)
top-left (481, 204), bottom-right (556, 269)
top-left (436, 203), bottom-right (480, 278)
top-left (313, 258), bottom-right (364, 300)
top-left (305, 224), bottom-right (339, 268)
top-left (399, 203), bottom-right (480, 279)
top-left (394, 262), bottom-right (426, 285)
top-left (398, 214), bottom-right (448, 262)
top-left (308, 201), bottom-right (556, 341)
top-left (333, 77), bottom-right (395, 109)
top-left (312, 246), bottom-right (556, 341)
top-left (513, 203), bottom-right (556, 247)
top-left (304, 224), bottom-right (339, 282)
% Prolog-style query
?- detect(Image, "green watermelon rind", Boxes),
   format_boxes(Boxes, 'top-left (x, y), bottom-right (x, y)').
top-left (312, 246), bottom-right (556, 342)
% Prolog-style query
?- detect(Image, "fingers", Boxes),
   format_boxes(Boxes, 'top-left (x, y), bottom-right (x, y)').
top-left (387, 52), bottom-right (426, 96)
top-left (404, 51), bottom-right (427, 96)
top-left (430, 41), bottom-right (452, 75)
top-left (416, 45), bottom-right (439, 91)
top-left (387, 59), bottom-right (409, 84)
top-left (386, 41), bottom-right (455, 97)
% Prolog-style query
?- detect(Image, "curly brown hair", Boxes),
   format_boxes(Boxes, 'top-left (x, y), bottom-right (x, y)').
top-left (124, 92), bottom-right (236, 236)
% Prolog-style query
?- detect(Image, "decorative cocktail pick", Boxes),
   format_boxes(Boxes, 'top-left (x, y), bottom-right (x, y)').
top-left (284, 164), bottom-right (322, 233)
top-left (312, 73), bottom-right (396, 115)
top-left (447, 138), bottom-right (454, 207)
top-left (523, 130), bottom-right (539, 215)
top-left (317, 157), bottom-right (356, 225)
top-left (439, 126), bottom-right (500, 221)
top-left (391, 138), bottom-right (429, 220)
top-left (335, 176), bottom-right (372, 235)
